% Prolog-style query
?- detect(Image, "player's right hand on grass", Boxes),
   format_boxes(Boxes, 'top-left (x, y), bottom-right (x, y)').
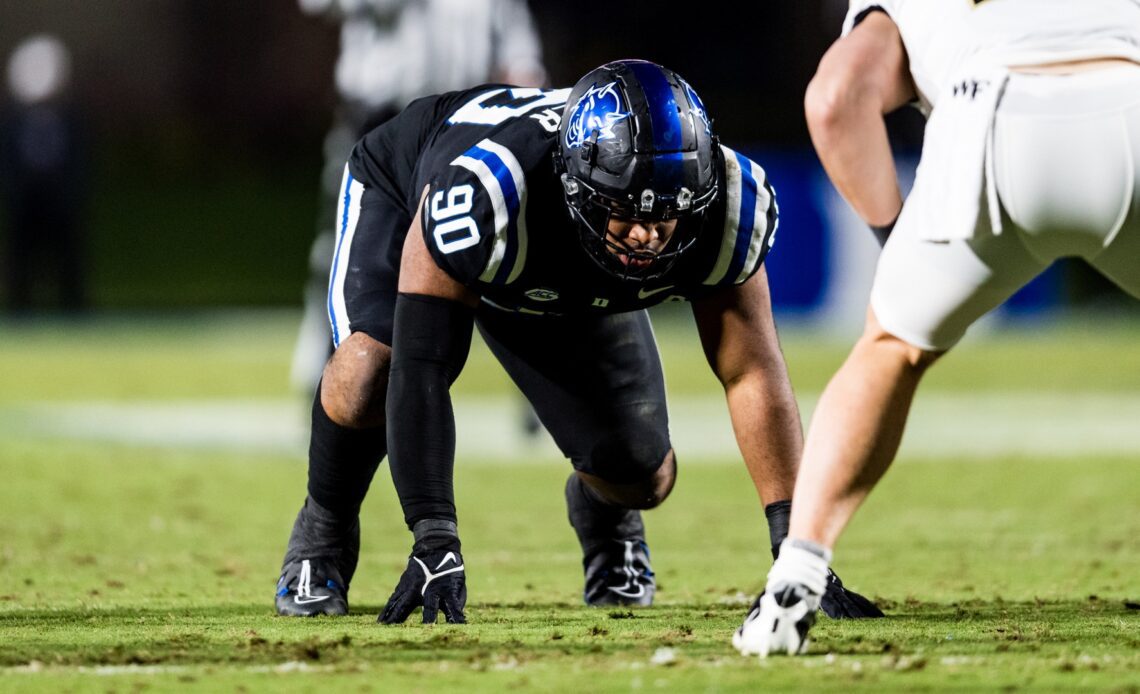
top-left (379, 546), bottom-right (467, 624)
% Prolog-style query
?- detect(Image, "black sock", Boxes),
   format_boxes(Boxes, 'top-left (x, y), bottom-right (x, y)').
top-left (565, 473), bottom-right (643, 558)
top-left (765, 500), bottom-right (792, 559)
top-left (306, 389), bottom-right (387, 518)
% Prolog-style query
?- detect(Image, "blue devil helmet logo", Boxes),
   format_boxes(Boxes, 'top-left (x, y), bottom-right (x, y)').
top-left (563, 81), bottom-right (632, 150)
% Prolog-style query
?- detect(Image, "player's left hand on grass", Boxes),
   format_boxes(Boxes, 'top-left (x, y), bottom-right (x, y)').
top-left (379, 547), bottom-right (467, 624)
top-left (379, 520), bottom-right (467, 625)
top-left (733, 539), bottom-right (832, 657)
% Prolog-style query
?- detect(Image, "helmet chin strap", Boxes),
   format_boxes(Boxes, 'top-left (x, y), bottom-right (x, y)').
top-left (568, 202), bottom-right (691, 283)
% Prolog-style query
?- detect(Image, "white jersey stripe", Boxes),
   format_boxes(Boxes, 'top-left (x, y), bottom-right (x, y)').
top-left (328, 165), bottom-right (364, 348)
top-left (472, 139), bottom-right (529, 284)
top-left (452, 154), bottom-right (510, 283)
top-left (704, 144), bottom-right (744, 285)
top-left (735, 160), bottom-right (773, 284)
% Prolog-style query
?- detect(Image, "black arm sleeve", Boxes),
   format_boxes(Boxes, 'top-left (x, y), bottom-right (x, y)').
top-left (386, 292), bottom-right (475, 529)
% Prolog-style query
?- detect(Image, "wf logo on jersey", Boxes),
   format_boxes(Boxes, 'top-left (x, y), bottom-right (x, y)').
top-left (952, 78), bottom-right (992, 100)
top-left (563, 81), bottom-right (631, 150)
top-left (682, 80), bottom-right (711, 135)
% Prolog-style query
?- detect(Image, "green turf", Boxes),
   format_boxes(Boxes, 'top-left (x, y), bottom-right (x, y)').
top-left (5, 308), bottom-right (1140, 403)
top-left (1, 312), bottom-right (1139, 690)
top-left (2, 442), bottom-right (1138, 690)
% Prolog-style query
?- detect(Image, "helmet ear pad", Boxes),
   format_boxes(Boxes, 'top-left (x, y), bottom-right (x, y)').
top-left (557, 59), bottom-right (719, 281)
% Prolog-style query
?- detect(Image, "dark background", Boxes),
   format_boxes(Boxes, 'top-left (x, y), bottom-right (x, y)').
top-left (8, 1), bottom-right (1116, 312)
top-left (0, 1), bottom-right (858, 309)
top-left (1, 2), bottom-right (844, 158)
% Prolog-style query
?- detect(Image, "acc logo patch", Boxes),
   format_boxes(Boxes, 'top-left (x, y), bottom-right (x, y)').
top-left (525, 288), bottom-right (560, 302)
top-left (563, 81), bottom-right (631, 150)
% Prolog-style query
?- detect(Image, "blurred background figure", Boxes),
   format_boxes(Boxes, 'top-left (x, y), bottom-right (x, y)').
top-left (291, 0), bottom-right (547, 392)
top-left (0, 34), bottom-right (88, 314)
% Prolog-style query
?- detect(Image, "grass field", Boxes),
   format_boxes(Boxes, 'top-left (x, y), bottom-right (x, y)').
top-left (1, 309), bottom-right (1138, 691)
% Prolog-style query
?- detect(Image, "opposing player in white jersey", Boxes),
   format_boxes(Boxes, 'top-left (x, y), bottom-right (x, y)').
top-left (735, 0), bottom-right (1140, 657)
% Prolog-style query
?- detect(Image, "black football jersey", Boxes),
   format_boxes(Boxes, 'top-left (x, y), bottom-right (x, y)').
top-left (348, 85), bottom-right (778, 316)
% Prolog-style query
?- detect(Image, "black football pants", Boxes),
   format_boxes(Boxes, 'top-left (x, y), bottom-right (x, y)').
top-left (475, 306), bottom-right (672, 484)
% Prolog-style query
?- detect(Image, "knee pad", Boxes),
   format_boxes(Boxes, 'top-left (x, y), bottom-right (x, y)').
top-left (584, 413), bottom-right (671, 485)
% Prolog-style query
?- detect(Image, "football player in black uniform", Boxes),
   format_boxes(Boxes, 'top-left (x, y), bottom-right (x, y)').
top-left (275, 59), bottom-right (882, 624)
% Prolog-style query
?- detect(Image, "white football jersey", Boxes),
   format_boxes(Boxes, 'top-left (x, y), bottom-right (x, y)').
top-left (843, 0), bottom-right (1140, 109)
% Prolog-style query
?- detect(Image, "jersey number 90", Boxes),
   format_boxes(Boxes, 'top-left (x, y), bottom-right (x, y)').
top-left (429, 185), bottom-right (480, 254)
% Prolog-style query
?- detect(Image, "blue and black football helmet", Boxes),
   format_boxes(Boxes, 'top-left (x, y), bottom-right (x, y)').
top-left (557, 59), bottom-right (719, 281)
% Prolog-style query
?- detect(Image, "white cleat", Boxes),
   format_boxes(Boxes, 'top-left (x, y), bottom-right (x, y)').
top-left (733, 587), bottom-right (819, 657)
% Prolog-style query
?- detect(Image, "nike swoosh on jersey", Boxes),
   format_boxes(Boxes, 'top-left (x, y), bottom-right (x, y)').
top-left (637, 285), bottom-right (675, 300)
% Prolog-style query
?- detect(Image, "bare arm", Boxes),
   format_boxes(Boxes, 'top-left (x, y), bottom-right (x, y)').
top-left (692, 267), bottom-right (802, 506)
top-left (804, 11), bottom-right (916, 228)
top-left (398, 189), bottom-right (480, 306)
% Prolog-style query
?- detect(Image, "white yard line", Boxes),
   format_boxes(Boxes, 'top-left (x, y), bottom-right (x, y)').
top-left (5, 661), bottom-right (338, 676)
top-left (4, 393), bottom-right (1140, 461)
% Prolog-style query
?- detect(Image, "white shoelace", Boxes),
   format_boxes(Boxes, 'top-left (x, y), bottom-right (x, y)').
top-left (297, 559), bottom-right (314, 598)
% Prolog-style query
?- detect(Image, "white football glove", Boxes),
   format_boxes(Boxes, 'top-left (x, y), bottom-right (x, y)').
top-left (733, 539), bottom-right (832, 658)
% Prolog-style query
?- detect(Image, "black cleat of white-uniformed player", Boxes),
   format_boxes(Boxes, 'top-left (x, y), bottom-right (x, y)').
top-left (275, 558), bottom-right (349, 617)
top-left (583, 539), bottom-right (655, 607)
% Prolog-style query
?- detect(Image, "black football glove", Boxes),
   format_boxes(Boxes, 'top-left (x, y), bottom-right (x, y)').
top-left (379, 546), bottom-right (467, 624)
top-left (819, 568), bottom-right (884, 619)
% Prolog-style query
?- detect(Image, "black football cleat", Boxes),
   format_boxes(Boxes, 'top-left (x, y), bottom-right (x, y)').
top-left (583, 538), bottom-right (655, 607)
top-left (276, 558), bottom-right (349, 616)
top-left (565, 474), bottom-right (656, 607)
top-left (274, 497), bottom-right (359, 616)
top-left (819, 568), bottom-right (884, 619)
top-left (747, 569), bottom-right (884, 619)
